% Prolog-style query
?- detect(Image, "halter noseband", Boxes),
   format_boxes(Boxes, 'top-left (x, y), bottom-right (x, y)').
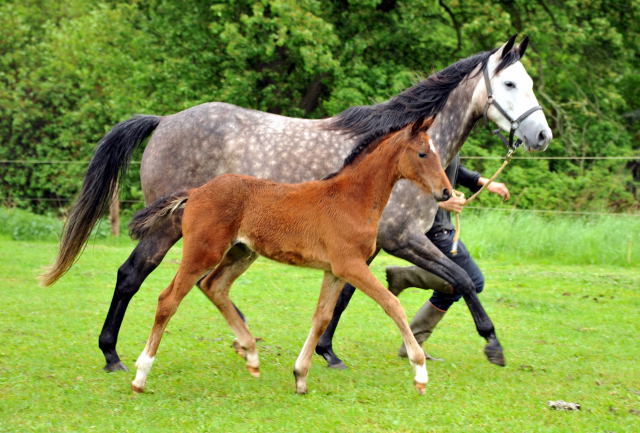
top-left (482, 65), bottom-right (543, 151)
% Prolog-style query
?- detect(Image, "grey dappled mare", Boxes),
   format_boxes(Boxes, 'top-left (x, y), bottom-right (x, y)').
top-left (45, 36), bottom-right (551, 372)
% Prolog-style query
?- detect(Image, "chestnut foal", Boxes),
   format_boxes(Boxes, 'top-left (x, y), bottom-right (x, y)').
top-left (129, 117), bottom-right (452, 395)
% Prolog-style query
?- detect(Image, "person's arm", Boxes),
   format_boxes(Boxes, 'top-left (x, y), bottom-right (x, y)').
top-left (457, 165), bottom-right (482, 193)
top-left (477, 175), bottom-right (510, 200)
top-left (457, 163), bottom-right (511, 202)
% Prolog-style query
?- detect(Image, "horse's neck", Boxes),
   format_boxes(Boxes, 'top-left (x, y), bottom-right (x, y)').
top-left (431, 74), bottom-right (483, 166)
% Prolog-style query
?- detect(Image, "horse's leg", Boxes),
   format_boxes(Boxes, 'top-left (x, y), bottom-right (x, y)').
top-left (385, 232), bottom-right (505, 366)
top-left (197, 245), bottom-right (260, 377)
top-left (100, 222), bottom-right (181, 372)
top-left (293, 272), bottom-right (344, 394)
top-left (131, 241), bottom-right (226, 393)
top-left (314, 284), bottom-right (354, 369)
top-left (333, 261), bottom-right (428, 394)
top-left (315, 250), bottom-right (379, 369)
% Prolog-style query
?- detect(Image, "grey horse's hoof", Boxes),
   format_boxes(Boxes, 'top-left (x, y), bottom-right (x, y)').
top-left (484, 342), bottom-right (506, 367)
top-left (104, 360), bottom-right (129, 372)
top-left (316, 345), bottom-right (348, 369)
top-left (327, 360), bottom-right (347, 370)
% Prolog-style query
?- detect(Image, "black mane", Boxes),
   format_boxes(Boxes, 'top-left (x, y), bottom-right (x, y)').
top-left (327, 46), bottom-right (523, 170)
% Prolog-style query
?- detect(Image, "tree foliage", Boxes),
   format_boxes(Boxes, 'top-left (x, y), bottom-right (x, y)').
top-left (1, 0), bottom-right (638, 214)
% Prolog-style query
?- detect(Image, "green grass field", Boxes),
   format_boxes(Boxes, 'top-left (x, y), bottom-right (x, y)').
top-left (1, 225), bottom-right (639, 432)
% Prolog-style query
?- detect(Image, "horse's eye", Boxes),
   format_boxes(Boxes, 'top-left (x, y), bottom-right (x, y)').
top-left (504, 81), bottom-right (516, 89)
top-left (418, 152), bottom-right (427, 158)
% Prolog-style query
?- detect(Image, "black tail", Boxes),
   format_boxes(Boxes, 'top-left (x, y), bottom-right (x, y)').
top-left (129, 192), bottom-right (188, 241)
top-left (41, 115), bottom-right (161, 286)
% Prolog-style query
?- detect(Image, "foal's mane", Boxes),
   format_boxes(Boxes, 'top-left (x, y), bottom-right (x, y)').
top-left (322, 121), bottom-right (422, 180)
top-left (328, 46), bottom-right (523, 167)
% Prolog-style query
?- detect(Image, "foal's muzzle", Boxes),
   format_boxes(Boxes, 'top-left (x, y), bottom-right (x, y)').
top-left (435, 188), bottom-right (451, 202)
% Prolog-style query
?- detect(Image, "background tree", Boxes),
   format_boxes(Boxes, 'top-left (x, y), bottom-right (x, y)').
top-left (1, 0), bottom-right (637, 214)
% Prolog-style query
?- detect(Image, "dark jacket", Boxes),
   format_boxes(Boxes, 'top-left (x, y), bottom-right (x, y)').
top-left (426, 155), bottom-right (481, 236)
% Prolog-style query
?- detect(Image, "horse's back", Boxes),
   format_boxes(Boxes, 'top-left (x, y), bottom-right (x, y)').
top-left (139, 102), bottom-right (346, 204)
top-left (141, 103), bottom-right (249, 202)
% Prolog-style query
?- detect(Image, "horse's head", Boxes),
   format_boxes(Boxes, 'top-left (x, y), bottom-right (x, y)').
top-left (397, 117), bottom-right (452, 201)
top-left (476, 35), bottom-right (552, 152)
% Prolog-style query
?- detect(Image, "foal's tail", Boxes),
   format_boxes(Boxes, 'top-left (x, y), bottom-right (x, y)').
top-left (129, 192), bottom-right (188, 241)
top-left (40, 115), bottom-right (162, 286)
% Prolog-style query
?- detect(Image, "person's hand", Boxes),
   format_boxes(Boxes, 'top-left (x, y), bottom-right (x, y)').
top-left (438, 194), bottom-right (466, 213)
top-left (486, 181), bottom-right (510, 200)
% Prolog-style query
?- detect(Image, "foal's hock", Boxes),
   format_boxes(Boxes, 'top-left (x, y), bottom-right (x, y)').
top-left (129, 117), bottom-right (452, 395)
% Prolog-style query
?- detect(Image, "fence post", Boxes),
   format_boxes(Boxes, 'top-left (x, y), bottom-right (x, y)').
top-left (109, 185), bottom-right (120, 237)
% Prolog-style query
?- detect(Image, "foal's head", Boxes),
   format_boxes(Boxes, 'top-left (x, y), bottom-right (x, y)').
top-left (396, 117), bottom-right (452, 201)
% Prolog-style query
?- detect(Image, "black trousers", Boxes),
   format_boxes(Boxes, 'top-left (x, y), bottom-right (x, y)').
top-left (427, 229), bottom-right (484, 311)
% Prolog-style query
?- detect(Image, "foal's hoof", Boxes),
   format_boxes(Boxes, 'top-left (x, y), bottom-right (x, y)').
top-left (484, 342), bottom-right (506, 367)
top-left (414, 381), bottom-right (427, 395)
top-left (247, 366), bottom-right (260, 378)
top-left (104, 360), bottom-right (129, 373)
top-left (131, 383), bottom-right (144, 394)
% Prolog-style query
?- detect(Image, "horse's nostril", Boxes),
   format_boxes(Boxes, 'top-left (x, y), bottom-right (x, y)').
top-left (538, 130), bottom-right (547, 143)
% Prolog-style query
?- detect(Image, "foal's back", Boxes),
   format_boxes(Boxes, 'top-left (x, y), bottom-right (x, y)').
top-left (183, 173), bottom-right (371, 271)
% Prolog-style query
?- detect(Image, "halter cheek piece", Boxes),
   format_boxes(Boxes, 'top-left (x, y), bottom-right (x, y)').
top-left (482, 66), bottom-right (543, 151)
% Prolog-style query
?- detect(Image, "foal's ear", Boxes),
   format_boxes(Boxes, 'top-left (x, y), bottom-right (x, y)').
top-left (422, 116), bottom-right (435, 130)
top-left (501, 34), bottom-right (517, 58)
top-left (411, 116), bottom-right (425, 136)
top-left (410, 116), bottom-right (434, 136)
top-left (518, 35), bottom-right (530, 58)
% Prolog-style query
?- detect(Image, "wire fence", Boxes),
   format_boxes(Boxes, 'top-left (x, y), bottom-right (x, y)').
top-left (465, 206), bottom-right (639, 217)
top-left (2, 157), bottom-right (639, 217)
top-left (2, 156), bottom-right (639, 164)
top-left (6, 197), bottom-right (639, 217)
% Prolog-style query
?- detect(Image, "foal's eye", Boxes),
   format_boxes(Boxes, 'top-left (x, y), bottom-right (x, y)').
top-left (504, 81), bottom-right (516, 89)
top-left (418, 152), bottom-right (427, 158)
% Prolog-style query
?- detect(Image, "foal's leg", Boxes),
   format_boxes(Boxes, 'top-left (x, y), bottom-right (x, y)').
top-left (334, 261), bottom-right (428, 394)
top-left (100, 222), bottom-right (181, 372)
top-left (316, 250), bottom-right (379, 368)
top-left (131, 242), bottom-right (227, 393)
top-left (198, 246), bottom-right (260, 377)
top-left (293, 272), bottom-right (345, 394)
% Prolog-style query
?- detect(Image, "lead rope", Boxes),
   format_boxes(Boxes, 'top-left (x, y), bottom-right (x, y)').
top-left (450, 148), bottom-right (514, 255)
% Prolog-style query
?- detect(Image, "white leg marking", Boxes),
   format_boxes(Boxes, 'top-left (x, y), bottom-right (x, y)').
top-left (132, 351), bottom-right (155, 390)
top-left (246, 350), bottom-right (259, 368)
top-left (294, 329), bottom-right (315, 373)
top-left (411, 360), bottom-right (429, 385)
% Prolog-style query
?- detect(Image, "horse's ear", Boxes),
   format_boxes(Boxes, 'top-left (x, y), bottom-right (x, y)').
top-left (501, 34), bottom-right (517, 58)
top-left (411, 116), bottom-right (425, 136)
top-left (518, 35), bottom-right (530, 58)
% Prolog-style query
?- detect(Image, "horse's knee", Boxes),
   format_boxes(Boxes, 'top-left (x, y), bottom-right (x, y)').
top-left (209, 288), bottom-right (228, 307)
top-left (115, 263), bottom-right (144, 296)
top-left (474, 273), bottom-right (485, 294)
top-left (116, 254), bottom-right (162, 296)
top-left (315, 311), bottom-right (334, 333)
top-left (155, 300), bottom-right (177, 323)
top-left (98, 331), bottom-right (115, 351)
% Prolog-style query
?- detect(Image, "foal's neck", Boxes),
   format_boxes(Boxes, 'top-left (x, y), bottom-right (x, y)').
top-left (329, 136), bottom-right (402, 216)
